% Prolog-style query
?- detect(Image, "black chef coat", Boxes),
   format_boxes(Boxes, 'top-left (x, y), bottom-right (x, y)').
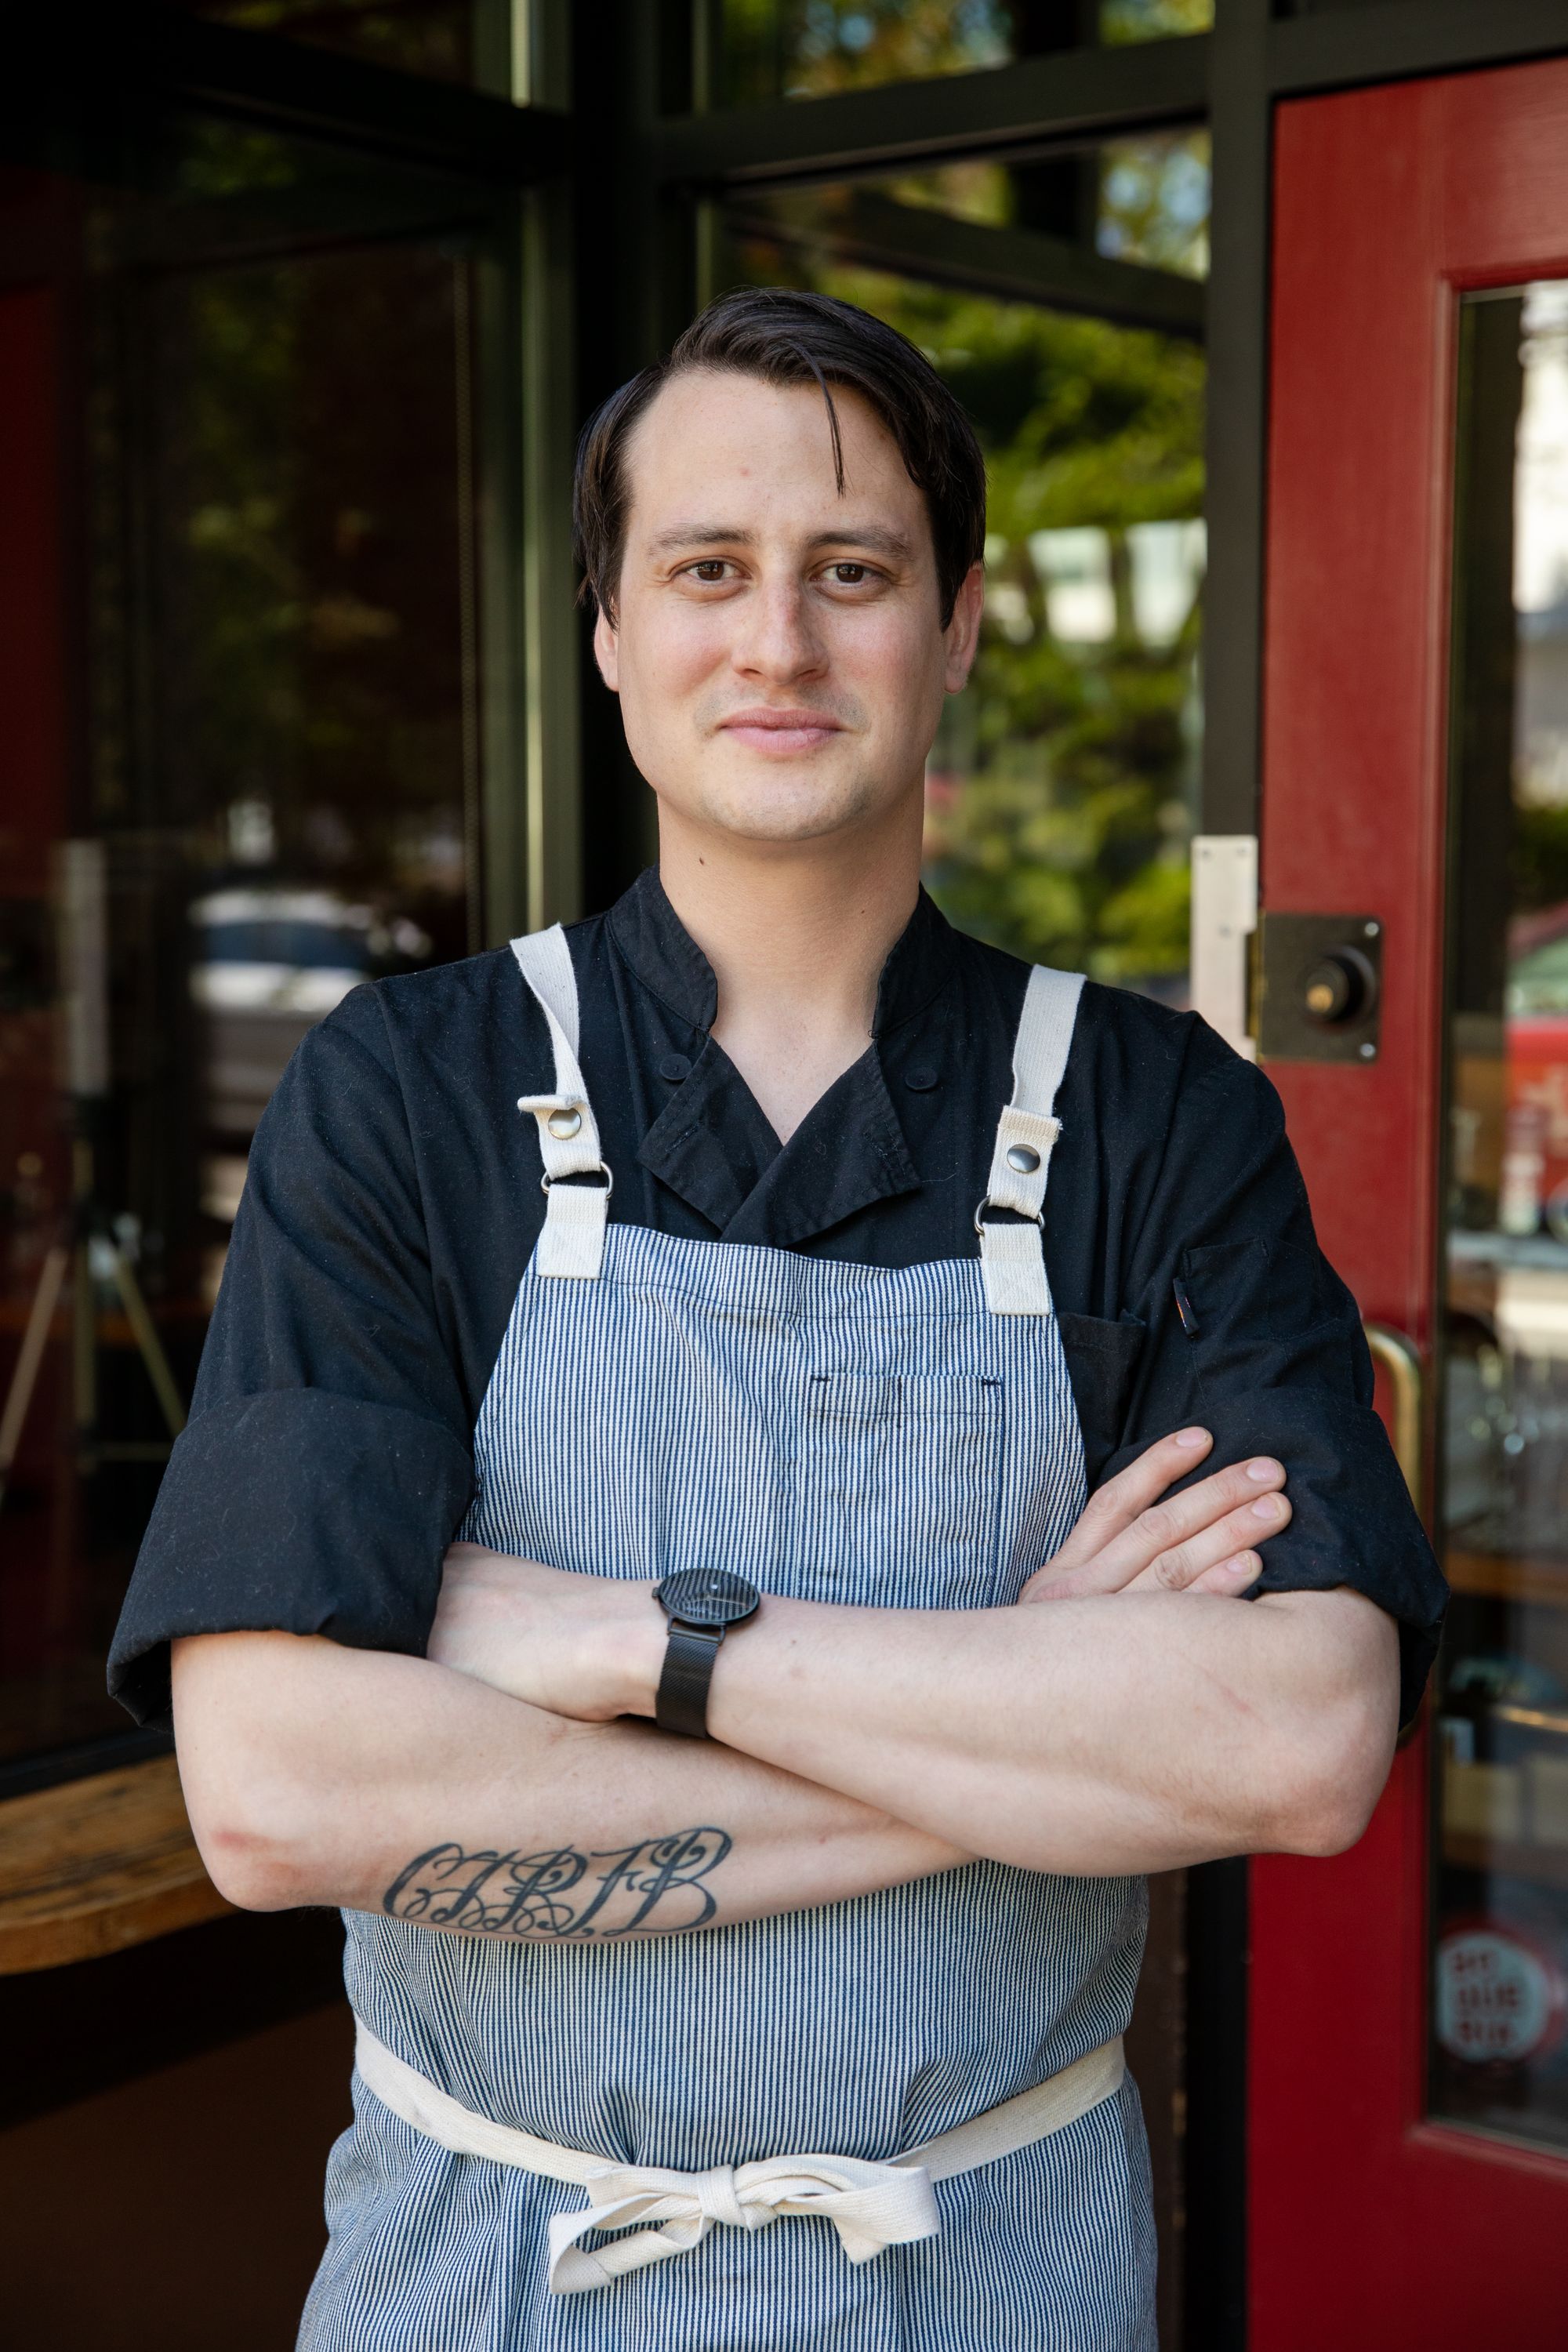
top-left (108, 869), bottom-right (1446, 1730)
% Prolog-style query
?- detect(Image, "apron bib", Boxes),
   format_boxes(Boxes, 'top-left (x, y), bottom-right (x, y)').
top-left (301, 932), bottom-right (1156, 2352)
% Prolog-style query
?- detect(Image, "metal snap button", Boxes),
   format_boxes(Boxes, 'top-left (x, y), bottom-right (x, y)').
top-left (547, 1107), bottom-right (583, 1141)
top-left (1006, 1142), bottom-right (1041, 1174)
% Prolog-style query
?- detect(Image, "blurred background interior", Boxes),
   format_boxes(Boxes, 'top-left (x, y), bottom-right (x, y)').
top-left (3, 4), bottom-right (1568, 2346)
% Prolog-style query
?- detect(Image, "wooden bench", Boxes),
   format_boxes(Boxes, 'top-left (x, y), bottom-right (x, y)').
top-left (0, 1755), bottom-right (230, 1973)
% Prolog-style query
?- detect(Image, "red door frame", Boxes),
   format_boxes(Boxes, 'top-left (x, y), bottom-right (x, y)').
top-left (1253, 59), bottom-right (1568, 2349)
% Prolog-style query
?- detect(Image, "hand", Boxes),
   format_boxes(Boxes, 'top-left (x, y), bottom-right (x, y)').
top-left (1018, 1428), bottom-right (1290, 1606)
top-left (428, 1544), bottom-right (664, 1722)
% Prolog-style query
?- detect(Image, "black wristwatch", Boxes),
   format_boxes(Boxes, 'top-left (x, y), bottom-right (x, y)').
top-left (652, 1569), bottom-right (761, 1739)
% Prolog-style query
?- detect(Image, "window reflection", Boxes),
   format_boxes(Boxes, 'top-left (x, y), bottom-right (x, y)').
top-left (162, 0), bottom-right (514, 92)
top-left (1436, 281), bottom-right (1568, 2151)
top-left (713, 0), bottom-right (1212, 108)
top-left (0, 128), bottom-right (499, 1779)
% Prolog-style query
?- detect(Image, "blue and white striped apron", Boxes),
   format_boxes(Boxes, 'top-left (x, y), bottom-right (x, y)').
top-left (299, 928), bottom-right (1156, 2351)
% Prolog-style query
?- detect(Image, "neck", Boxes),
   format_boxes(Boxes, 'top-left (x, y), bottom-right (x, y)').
top-left (655, 800), bottom-right (923, 1143)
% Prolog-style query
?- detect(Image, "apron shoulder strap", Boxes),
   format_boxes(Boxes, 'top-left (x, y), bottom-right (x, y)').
top-left (511, 922), bottom-right (583, 1059)
top-left (978, 964), bottom-right (1085, 1317)
top-left (510, 925), bottom-right (612, 1280)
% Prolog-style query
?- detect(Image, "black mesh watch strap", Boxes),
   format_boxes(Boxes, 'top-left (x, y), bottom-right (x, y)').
top-left (655, 1621), bottom-right (724, 1740)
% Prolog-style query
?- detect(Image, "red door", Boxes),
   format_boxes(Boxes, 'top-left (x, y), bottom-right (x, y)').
top-left (1253, 59), bottom-right (1568, 2347)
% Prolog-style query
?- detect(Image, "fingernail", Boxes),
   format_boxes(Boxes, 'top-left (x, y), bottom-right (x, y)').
top-left (1245, 1457), bottom-right (1281, 1482)
top-left (1222, 1552), bottom-right (1259, 1579)
top-left (1174, 1428), bottom-right (1210, 1450)
top-left (1250, 1494), bottom-right (1283, 1520)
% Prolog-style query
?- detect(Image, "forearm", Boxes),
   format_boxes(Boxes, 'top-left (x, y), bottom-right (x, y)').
top-left (172, 1632), bottom-right (966, 1940)
top-left (702, 1587), bottom-right (1399, 1875)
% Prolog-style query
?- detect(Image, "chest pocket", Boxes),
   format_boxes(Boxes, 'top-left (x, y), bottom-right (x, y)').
top-left (1059, 1311), bottom-right (1147, 1491)
top-left (792, 1373), bottom-right (1004, 1611)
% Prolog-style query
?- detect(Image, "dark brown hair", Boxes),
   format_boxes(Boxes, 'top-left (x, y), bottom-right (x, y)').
top-left (573, 286), bottom-right (987, 628)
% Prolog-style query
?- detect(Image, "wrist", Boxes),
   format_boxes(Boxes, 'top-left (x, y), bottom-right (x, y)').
top-left (612, 1583), bottom-right (667, 1720)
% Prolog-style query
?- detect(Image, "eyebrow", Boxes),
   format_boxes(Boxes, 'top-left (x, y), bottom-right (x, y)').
top-left (647, 523), bottom-right (917, 561)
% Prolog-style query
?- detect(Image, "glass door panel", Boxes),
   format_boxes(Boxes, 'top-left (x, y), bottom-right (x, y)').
top-left (0, 119), bottom-right (518, 1783)
top-left (1437, 281), bottom-right (1568, 2151)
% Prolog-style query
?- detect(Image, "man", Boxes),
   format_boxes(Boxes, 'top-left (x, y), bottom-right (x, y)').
top-left (111, 289), bottom-right (1445, 2349)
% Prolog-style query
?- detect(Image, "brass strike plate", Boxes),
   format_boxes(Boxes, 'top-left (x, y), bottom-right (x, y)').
top-left (1254, 913), bottom-right (1384, 1064)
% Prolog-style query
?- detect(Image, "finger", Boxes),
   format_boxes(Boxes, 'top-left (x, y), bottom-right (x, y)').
top-left (1189, 1551), bottom-right (1263, 1595)
top-left (1046, 1457), bottom-right (1287, 1598)
top-left (1047, 1428), bottom-right (1214, 1572)
top-left (1125, 1489), bottom-right (1292, 1594)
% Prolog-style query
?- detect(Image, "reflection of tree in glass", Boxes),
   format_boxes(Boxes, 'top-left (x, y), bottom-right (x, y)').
top-left (167, 0), bottom-right (476, 86)
top-left (151, 237), bottom-right (473, 964)
top-left (1098, 133), bottom-right (1210, 281)
top-left (866, 129), bottom-right (1210, 286)
top-left (718, 0), bottom-right (1211, 106)
top-left (727, 241), bottom-right (1204, 990)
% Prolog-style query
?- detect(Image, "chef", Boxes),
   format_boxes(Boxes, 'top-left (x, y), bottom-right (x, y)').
top-left (110, 286), bottom-right (1446, 2350)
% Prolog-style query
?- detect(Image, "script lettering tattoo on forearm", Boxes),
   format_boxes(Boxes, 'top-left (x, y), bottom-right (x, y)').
top-left (381, 1825), bottom-right (733, 1940)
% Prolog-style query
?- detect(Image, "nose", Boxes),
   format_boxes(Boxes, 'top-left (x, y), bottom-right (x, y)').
top-left (731, 575), bottom-right (826, 686)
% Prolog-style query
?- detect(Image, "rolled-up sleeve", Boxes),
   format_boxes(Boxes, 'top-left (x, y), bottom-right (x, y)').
top-left (108, 986), bottom-right (475, 1728)
top-left (1105, 1031), bottom-right (1447, 1729)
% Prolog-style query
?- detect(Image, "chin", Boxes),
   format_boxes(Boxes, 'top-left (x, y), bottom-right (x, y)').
top-left (708, 793), bottom-right (879, 846)
top-left (691, 760), bottom-right (891, 846)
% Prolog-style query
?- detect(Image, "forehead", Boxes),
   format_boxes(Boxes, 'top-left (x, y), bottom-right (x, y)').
top-left (621, 367), bottom-right (930, 543)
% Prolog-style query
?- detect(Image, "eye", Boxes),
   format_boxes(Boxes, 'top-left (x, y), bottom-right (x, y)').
top-left (829, 562), bottom-right (869, 585)
top-left (687, 559), bottom-right (731, 583)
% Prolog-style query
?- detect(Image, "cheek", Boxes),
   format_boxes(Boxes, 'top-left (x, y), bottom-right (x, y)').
top-left (616, 622), bottom-right (731, 762)
top-left (837, 612), bottom-right (947, 726)
top-left (625, 604), bottom-right (728, 701)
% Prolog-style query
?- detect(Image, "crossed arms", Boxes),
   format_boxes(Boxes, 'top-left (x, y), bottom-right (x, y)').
top-left (172, 1426), bottom-right (1399, 1942)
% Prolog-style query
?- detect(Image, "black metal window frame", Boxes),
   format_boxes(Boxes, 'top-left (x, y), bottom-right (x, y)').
top-left (11, 0), bottom-right (1568, 2328)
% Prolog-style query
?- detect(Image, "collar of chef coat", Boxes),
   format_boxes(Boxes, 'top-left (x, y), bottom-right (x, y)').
top-left (604, 867), bottom-right (962, 1248)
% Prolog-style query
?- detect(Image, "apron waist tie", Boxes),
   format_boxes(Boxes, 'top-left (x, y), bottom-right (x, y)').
top-left (353, 2018), bottom-right (1124, 2296)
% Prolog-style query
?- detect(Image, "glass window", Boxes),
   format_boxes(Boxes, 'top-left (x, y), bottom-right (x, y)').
top-left (720, 151), bottom-right (1206, 999)
top-left (1435, 281), bottom-right (1568, 2153)
top-left (729, 130), bottom-right (1209, 275)
top-left (162, 0), bottom-right (516, 93)
top-left (0, 119), bottom-right (519, 1784)
top-left (712, 0), bottom-right (1212, 110)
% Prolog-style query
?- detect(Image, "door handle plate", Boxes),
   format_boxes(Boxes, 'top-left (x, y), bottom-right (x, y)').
top-left (1257, 912), bottom-right (1385, 1063)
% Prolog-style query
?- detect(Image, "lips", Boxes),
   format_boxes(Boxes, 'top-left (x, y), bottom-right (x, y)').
top-left (717, 708), bottom-right (845, 754)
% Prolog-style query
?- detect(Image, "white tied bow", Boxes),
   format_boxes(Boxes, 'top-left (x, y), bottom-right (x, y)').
top-left (354, 2017), bottom-right (1123, 2299)
top-left (546, 2151), bottom-right (941, 2295)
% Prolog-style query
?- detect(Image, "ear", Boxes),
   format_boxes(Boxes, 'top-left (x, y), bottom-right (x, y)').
top-left (942, 562), bottom-right (985, 695)
top-left (593, 604), bottom-right (620, 693)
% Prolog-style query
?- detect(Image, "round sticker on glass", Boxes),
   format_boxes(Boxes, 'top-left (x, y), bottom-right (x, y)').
top-left (1435, 1917), bottom-right (1566, 2067)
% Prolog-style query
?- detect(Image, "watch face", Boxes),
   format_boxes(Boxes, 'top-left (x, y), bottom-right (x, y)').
top-left (655, 1568), bottom-right (761, 1629)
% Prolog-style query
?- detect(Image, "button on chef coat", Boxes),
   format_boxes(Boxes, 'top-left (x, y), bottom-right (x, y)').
top-left (108, 869), bottom-right (1446, 1728)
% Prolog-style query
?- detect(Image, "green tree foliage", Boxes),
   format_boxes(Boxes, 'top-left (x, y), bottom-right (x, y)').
top-left (718, 0), bottom-right (1212, 106)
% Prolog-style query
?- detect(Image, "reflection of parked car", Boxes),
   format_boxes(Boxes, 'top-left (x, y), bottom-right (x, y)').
top-left (190, 886), bottom-right (430, 1221)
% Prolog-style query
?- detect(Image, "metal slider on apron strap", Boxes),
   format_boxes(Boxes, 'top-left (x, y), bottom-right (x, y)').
top-left (354, 2019), bottom-right (1125, 2296)
top-left (973, 963), bottom-right (1084, 1317)
top-left (516, 1090), bottom-right (614, 1280)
